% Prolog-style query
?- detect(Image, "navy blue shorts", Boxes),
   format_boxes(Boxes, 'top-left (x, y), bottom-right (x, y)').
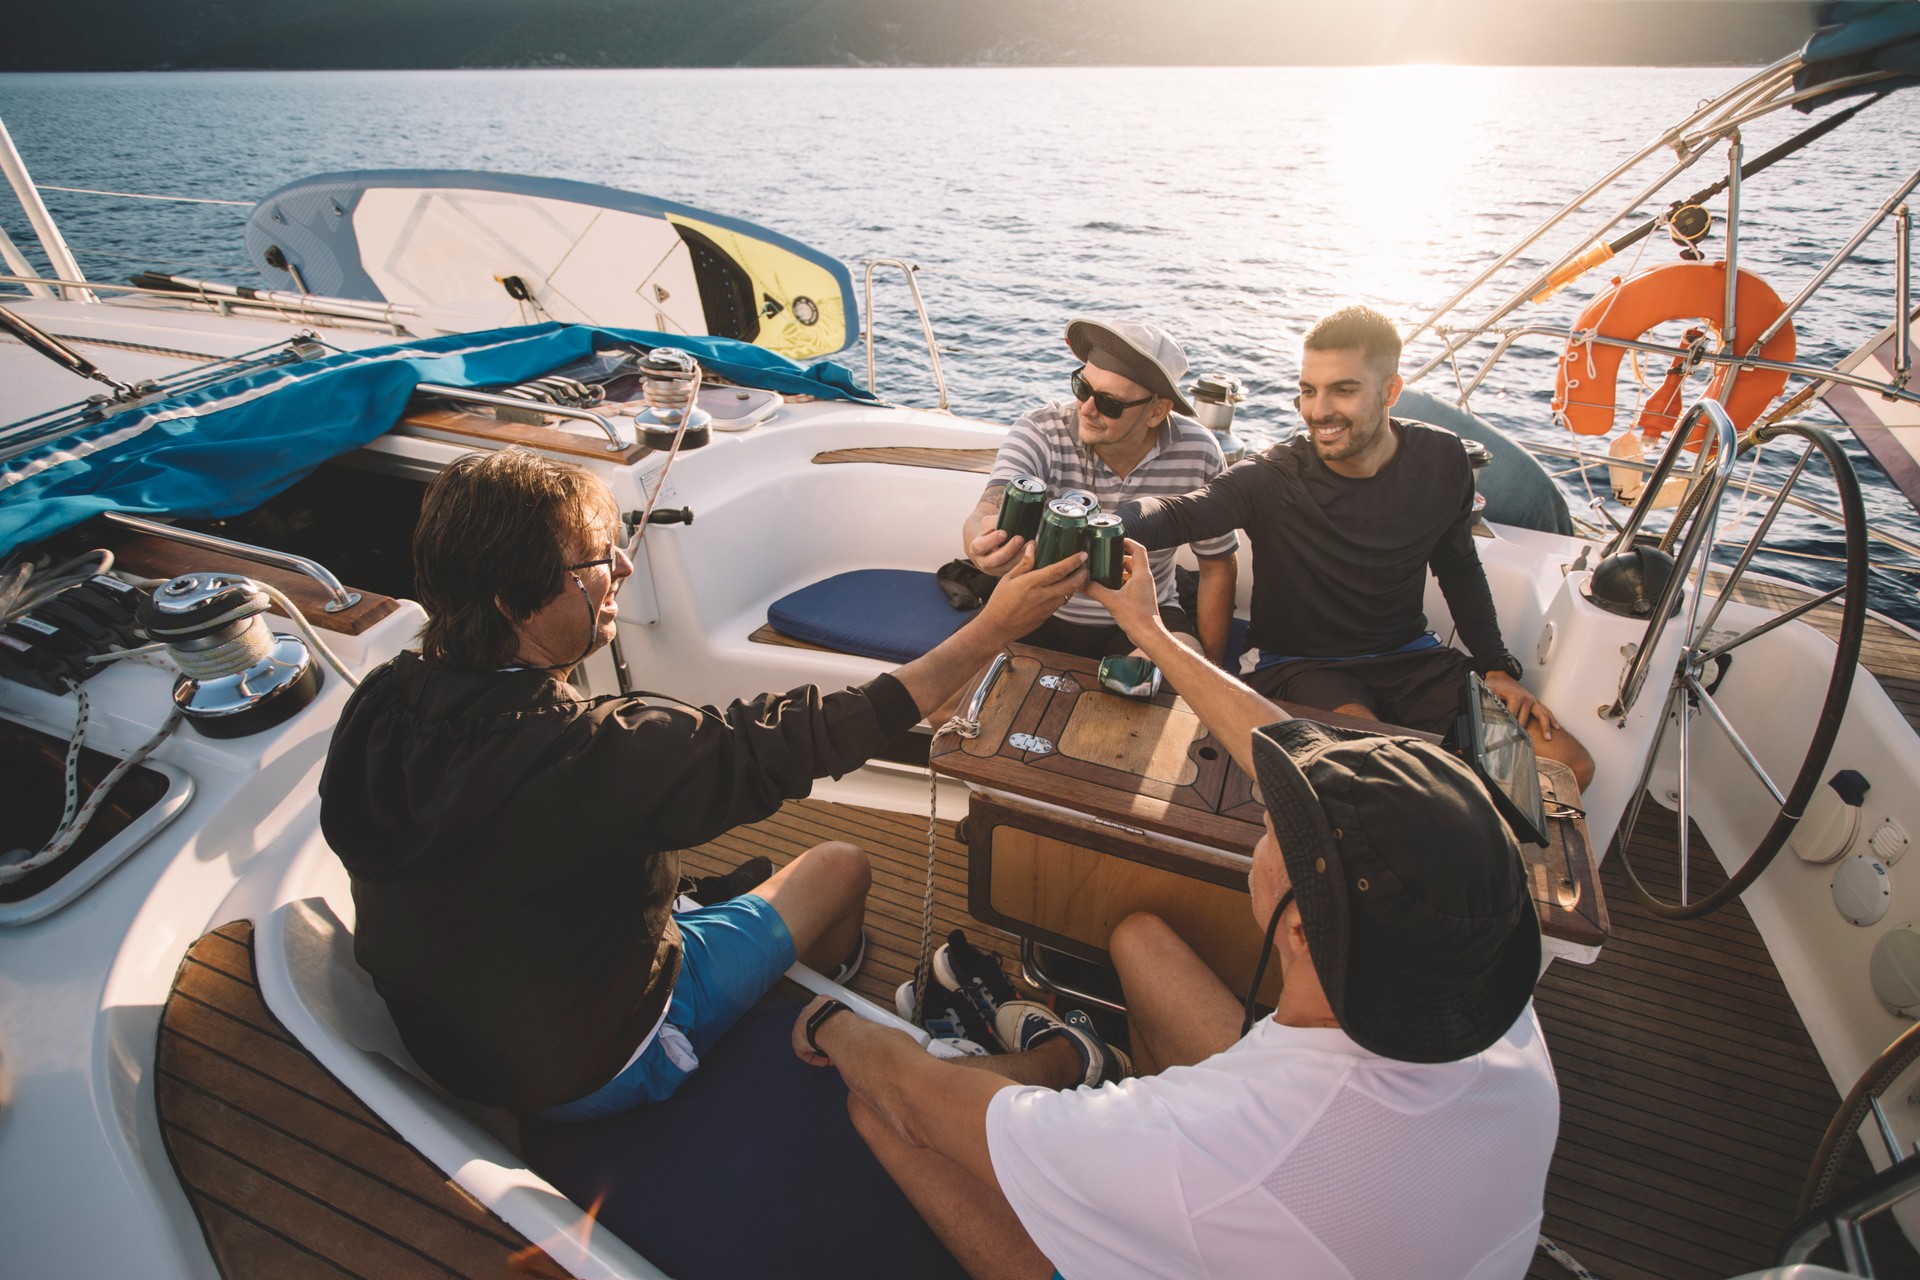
top-left (1248, 645), bottom-right (1471, 738)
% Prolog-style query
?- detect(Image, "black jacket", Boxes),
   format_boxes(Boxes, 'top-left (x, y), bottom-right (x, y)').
top-left (318, 652), bottom-right (918, 1109)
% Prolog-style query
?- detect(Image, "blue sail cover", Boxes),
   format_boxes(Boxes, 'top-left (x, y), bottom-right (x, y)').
top-left (1796, 1), bottom-right (1920, 109)
top-left (0, 323), bottom-right (875, 556)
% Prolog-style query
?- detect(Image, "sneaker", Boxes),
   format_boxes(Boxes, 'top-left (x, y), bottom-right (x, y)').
top-left (932, 929), bottom-right (1020, 1033)
top-left (826, 928), bottom-right (868, 985)
top-left (684, 855), bottom-right (774, 906)
top-left (926, 1036), bottom-right (994, 1059)
top-left (995, 999), bottom-right (1132, 1087)
top-left (897, 972), bottom-right (1001, 1050)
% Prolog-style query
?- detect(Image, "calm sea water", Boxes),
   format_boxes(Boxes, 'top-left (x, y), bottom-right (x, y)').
top-left (4, 67), bottom-right (1919, 620)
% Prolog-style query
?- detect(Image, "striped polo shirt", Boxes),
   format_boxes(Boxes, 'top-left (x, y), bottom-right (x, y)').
top-left (987, 401), bottom-right (1238, 627)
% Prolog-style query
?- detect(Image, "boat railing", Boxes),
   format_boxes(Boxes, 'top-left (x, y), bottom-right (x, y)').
top-left (0, 271), bottom-right (420, 335)
top-left (1403, 54), bottom-right (1907, 376)
top-left (100, 512), bottom-right (362, 612)
top-left (1415, 318), bottom-right (1920, 571)
top-left (861, 258), bottom-right (951, 411)
top-left (412, 382), bottom-right (628, 453)
top-left (1433, 320), bottom-right (1920, 411)
top-left (1526, 429), bottom-right (1920, 567)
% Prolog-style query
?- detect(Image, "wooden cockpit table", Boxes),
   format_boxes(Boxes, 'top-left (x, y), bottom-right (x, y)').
top-left (930, 644), bottom-right (1609, 1007)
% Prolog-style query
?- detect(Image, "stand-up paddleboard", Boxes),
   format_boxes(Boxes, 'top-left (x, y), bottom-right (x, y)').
top-left (244, 171), bottom-right (858, 360)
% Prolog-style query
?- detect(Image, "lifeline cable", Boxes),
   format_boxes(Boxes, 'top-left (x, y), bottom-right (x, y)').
top-left (912, 715), bottom-right (970, 1025)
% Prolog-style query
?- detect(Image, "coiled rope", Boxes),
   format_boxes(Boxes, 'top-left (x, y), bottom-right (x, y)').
top-left (0, 683), bottom-right (184, 885)
top-left (0, 561), bottom-right (359, 886)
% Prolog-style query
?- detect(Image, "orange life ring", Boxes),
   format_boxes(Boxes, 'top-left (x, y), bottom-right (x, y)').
top-left (1552, 261), bottom-right (1796, 444)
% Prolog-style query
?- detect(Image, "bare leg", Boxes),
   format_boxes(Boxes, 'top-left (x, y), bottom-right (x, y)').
top-left (1109, 912), bottom-right (1244, 1075)
top-left (748, 840), bottom-right (869, 973)
top-left (943, 1036), bottom-right (1081, 1087)
top-left (1328, 699), bottom-right (1380, 720)
top-left (850, 1095), bottom-right (1055, 1280)
top-left (1534, 720), bottom-right (1596, 790)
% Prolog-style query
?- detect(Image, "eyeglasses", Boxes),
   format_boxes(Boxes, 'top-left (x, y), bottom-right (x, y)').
top-left (1071, 368), bottom-right (1155, 419)
top-left (565, 545), bottom-right (619, 577)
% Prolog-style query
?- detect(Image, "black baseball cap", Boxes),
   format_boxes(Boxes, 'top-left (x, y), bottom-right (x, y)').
top-left (1250, 719), bottom-right (1541, 1063)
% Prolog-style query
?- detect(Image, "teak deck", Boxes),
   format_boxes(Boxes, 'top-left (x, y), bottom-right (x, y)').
top-left (162, 799), bottom-right (1917, 1279)
top-left (155, 569), bottom-right (1920, 1279)
top-left (155, 923), bottom-right (573, 1279)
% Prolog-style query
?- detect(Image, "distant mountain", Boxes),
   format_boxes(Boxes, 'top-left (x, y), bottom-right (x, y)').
top-left (4, 0), bottom-right (1818, 72)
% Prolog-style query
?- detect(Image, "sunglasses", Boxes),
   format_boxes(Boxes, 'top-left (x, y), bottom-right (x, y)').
top-left (1071, 368), bottom-right (1156, 419)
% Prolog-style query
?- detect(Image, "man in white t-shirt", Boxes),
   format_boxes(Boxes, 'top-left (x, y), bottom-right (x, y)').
top-left (793, 538), bottom-right (1559, 1279)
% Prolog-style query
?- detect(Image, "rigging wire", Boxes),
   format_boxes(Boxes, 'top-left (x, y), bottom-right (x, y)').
top-left (65, 243), bottom-right (255, 273)
top-left (33, 184), bottom-right (252, 207)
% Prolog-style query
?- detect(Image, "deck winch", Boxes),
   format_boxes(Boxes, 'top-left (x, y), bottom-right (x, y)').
top-left (135, 572), bottom-right (320, 737)
top-left (632, 347), bottom-right (713, 451)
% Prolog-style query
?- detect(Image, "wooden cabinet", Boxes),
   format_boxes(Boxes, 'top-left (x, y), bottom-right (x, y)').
top-left (964, 787), bottom-right (1284, 1004)
top-left (933, 644), bottom-right (1609, 1007)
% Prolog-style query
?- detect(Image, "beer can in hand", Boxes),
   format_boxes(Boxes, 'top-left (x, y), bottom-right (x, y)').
top-left (1086, 513), bottom-right (1125, 589)
top-left (995, 475), bottom-right (1048, 541)
top-left (1058, 489), bottom-right (1100, 515)
top-left (1033, 498), bottom-right (1090, 570)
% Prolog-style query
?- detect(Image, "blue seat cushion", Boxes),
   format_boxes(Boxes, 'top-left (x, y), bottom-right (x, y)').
top-left (767, 569), bottom-right (972, 663)
top-left (520, 1001), bottom-right (964, 1279)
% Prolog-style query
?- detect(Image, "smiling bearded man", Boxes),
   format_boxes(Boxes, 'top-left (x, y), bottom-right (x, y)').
top-left (1121, 305), bottom-right (1593, 787)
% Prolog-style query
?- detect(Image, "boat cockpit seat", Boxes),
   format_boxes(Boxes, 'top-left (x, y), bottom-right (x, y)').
top-left (767, 569), bottom-right (972, 662)
top-left (767, 568), bottom-right (1255, 670)
top-left (269, 896), bottom-right (966, 1278)
top-left (265, 896), bottom-right (663, 1275)
top-left (271, 897), bottom-right (529, 1154)
top-left (519, 999), bottom-right (967, 1279)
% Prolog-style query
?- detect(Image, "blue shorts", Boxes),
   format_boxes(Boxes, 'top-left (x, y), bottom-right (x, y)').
top-left (535, 893), bottom-right (797, 1122)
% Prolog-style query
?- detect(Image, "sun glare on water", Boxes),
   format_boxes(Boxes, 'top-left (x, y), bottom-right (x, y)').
top-left (1303, 63), bottom-right (1512, 311)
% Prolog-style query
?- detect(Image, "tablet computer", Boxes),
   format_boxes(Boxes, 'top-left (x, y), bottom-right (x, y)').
top-left (1456, 672), bottom-right (1551, 847)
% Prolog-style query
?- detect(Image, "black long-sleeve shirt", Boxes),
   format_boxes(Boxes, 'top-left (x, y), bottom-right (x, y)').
top-left (1122, 420), bottom-right (1509, 666)
top-left (319, 653), bottom-right (918, 1109)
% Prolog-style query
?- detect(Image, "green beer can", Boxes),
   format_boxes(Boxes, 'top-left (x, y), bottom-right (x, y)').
top-left (995, 475), bottom-right (1048, 541)
top-left (1086, 513), bottom-right (1125, 589)
top-left (1032, 498), bottom-right (1090, 570)
top-left (1097, 655), bottom-right (1163, 699)
top-left (1058, 489), bottom-right (1100, 515)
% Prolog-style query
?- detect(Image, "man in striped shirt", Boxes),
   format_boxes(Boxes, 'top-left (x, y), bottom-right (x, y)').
top-left (962, 317), bottom-right (1239, 662)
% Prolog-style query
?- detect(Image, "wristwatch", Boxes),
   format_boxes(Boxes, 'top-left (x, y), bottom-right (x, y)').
top-left (1476, 653), bottom-right (1525, 681)
top-left (804, 998), bottom-right (852, 1055)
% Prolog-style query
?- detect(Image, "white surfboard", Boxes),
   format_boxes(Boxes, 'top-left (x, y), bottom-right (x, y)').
top-left (245, 170), bottom-right (858, 361)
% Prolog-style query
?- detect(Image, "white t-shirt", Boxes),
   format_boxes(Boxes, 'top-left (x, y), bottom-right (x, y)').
top-left (984, 1006), bottom-right (1559, 1280)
